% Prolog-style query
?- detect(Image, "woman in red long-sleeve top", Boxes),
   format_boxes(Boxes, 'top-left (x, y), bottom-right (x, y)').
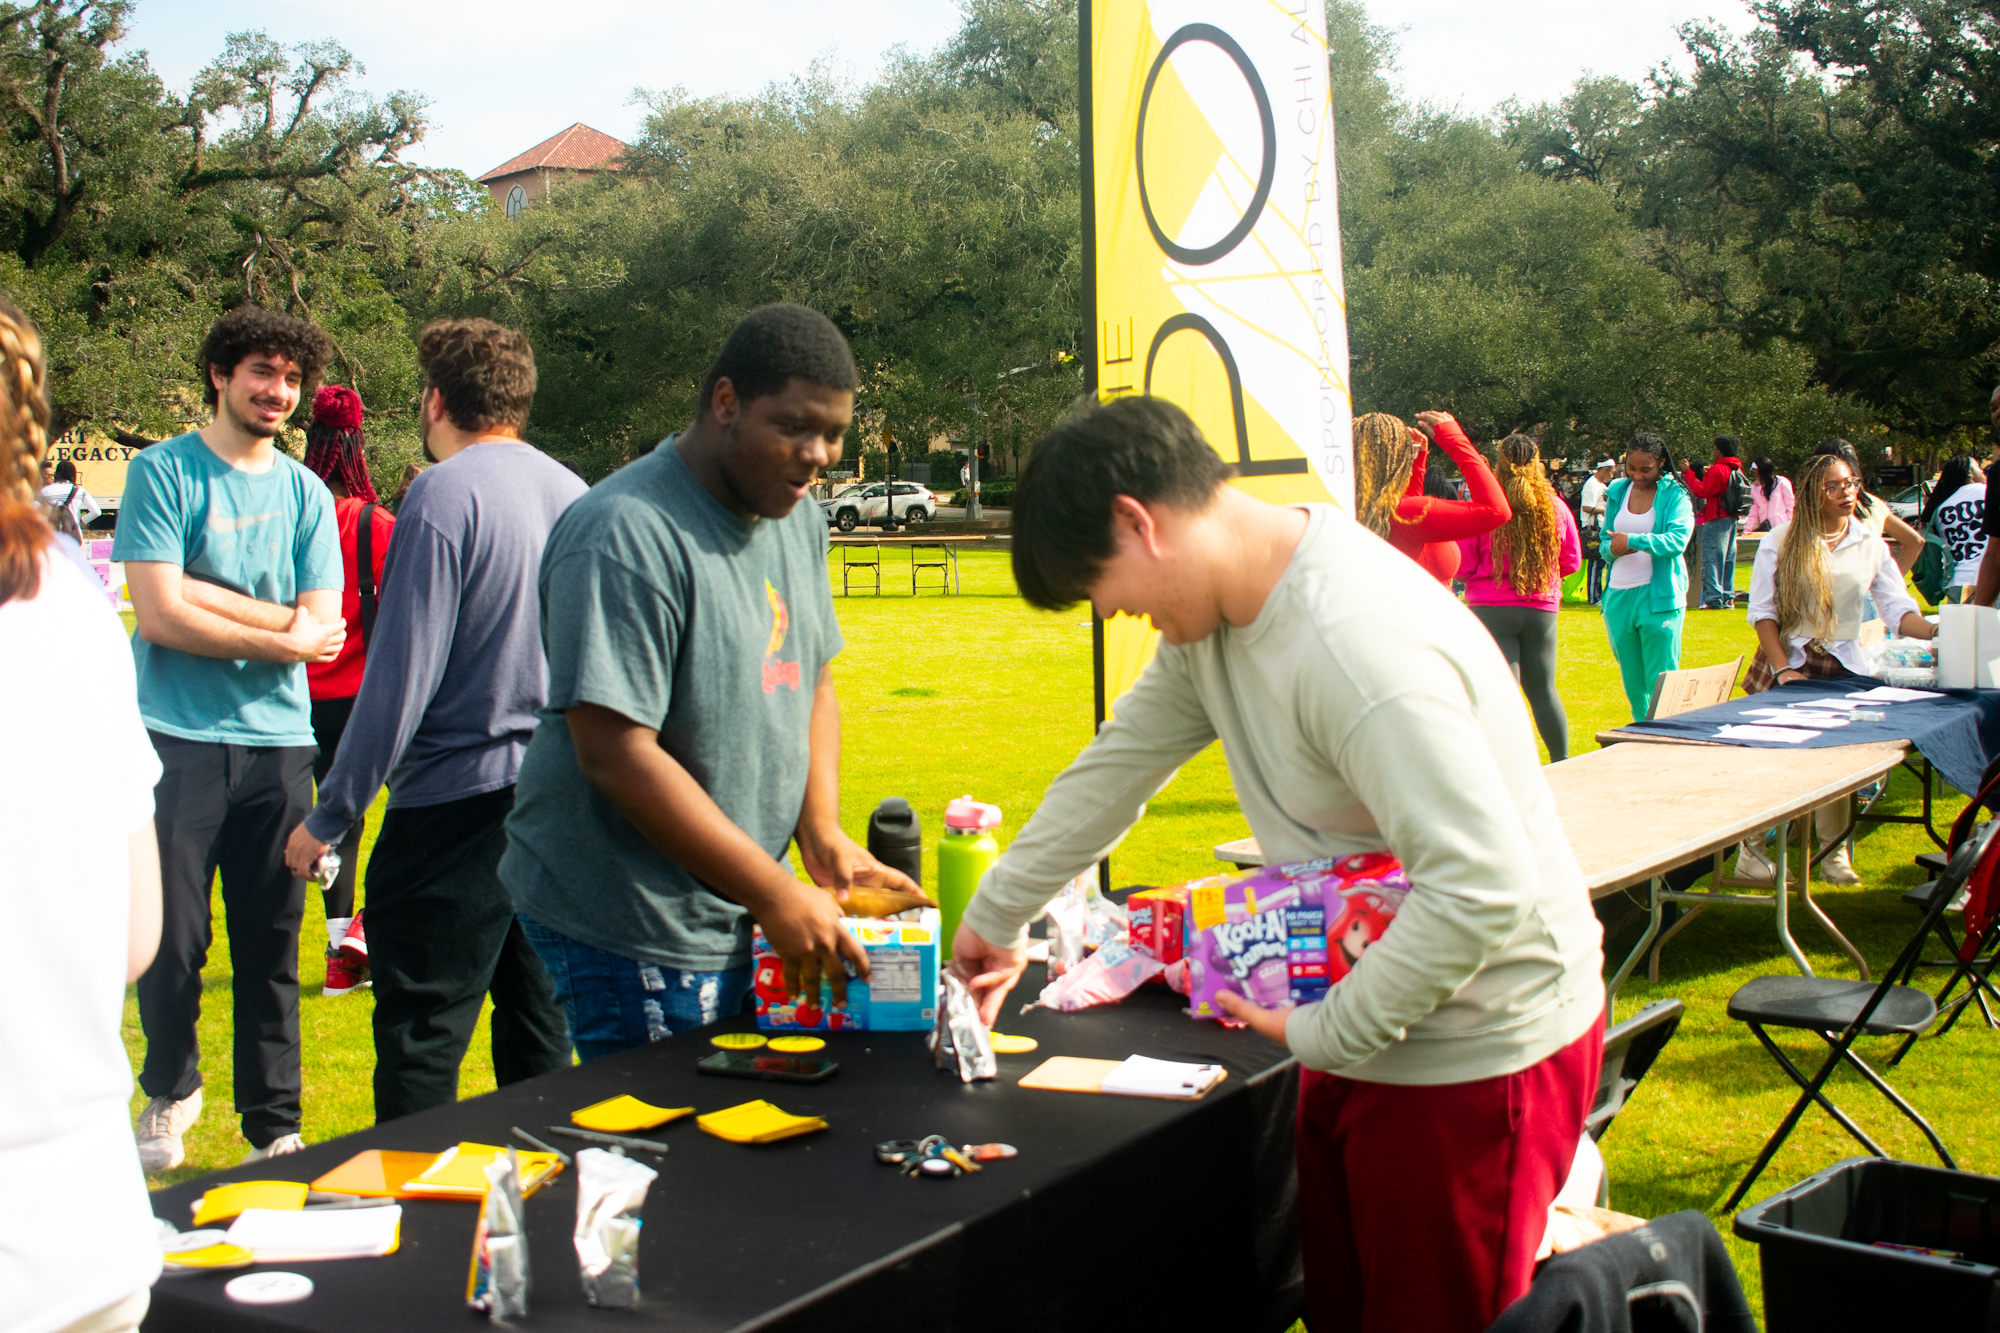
top-left (1352, 409), bottom-right (1511, 582)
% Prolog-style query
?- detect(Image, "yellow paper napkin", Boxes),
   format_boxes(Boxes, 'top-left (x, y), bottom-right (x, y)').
top-left (190, 1180), bottom-right (308, 1227)
top-left (571, 1095), bottom-right (695, 1133)
top-left (696, 1100), bottom-right (828, 1145)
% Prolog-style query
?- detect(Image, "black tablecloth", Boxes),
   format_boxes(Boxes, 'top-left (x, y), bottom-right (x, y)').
top-left (1612, 678), bottom-right (2000, 796)
top-left (142, 971), bottom-right (1301, 1333)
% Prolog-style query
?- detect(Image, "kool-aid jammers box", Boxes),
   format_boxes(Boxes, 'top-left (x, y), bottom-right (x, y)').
top-left (751, 907), bottom-right (939, 1031)
top-left (1187, 854), bottom-right (1408, 1019)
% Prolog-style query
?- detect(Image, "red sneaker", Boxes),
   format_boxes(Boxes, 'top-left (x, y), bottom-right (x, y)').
top-left (337, 912), bottom-right (367, 963)
top-left (323, 947), bottom-right (366, 997)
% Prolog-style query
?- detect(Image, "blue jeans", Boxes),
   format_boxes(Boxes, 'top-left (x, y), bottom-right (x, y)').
top-left (1699, 517), bottom-right (1738, 607)
top-left (518, 915), bottom-right (754, 1062)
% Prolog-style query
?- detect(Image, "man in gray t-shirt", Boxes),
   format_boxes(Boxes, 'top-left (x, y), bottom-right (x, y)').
top-left (503, 304), bottom-right (918, 1059)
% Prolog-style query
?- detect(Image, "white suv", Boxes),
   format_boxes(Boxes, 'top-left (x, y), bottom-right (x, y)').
top-left (821, 482), bottom-right (935, 531)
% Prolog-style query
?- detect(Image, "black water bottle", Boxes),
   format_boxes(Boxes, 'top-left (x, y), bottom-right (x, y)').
top-left (867, 797), bottom-right (923, 887)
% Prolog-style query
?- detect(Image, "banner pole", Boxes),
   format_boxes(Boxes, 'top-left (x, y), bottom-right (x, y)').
top-left (1079, 0), bottom-right (1112, 896)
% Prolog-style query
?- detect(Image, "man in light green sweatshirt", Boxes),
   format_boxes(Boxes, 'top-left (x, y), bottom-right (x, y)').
top-left (951, 396), bottom-right (1604, 1333)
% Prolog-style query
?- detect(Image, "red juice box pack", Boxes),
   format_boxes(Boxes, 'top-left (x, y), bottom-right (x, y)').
top-left (1186, 853), bottom-right (1407, 1020)
top-left (750, 908), bottom-right (939, 1031)
top-left (1127, 886), bottom-right (1189, 965)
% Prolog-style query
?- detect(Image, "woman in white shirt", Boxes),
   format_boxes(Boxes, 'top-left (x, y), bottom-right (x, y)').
top-left (1738, 453), bottom-right (1936, 884)
top-left (0, 300), bottom-right (164, 1333)
top-left (37, 458), bottom-right (101, 533)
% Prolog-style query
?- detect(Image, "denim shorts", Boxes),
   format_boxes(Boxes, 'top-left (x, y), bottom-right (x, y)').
top-left (517, 915), bottom-right (753, 1063)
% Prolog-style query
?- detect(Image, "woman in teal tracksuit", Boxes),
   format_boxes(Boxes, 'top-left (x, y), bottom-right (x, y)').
top-left (1600, 433), bottom-right (1694, 720)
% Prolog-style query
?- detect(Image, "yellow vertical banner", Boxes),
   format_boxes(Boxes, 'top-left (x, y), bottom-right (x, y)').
top-left (1084, 0), bottom-right (1351, 715)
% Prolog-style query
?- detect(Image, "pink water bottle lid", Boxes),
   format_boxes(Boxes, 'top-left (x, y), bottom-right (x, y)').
top-left (944, 794), bottom-right (1002, 831)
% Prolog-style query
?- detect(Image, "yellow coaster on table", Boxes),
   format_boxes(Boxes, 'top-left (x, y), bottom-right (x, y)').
top-left (710, 1032), bottom-right (768, 1050)
top-left (766, 1035), bottom-right (825, 1053)
top-left (696, 1100), bottom-right (828, 1145)
top-left (989, 1033), bottom-right (1038, 1054)
top-left (572, 1095), bottom-right (696, 1133)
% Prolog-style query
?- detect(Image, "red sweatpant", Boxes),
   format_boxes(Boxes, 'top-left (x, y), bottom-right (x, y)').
top-left (1295, 1019), bottom-right (1603, 1333)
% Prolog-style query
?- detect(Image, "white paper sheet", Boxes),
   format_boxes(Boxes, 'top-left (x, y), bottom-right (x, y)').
top-left (1742, 709), bottom-right (1850, 726)
top-left (1846, 686), bottom-right (1945, 702)
top-left (1717, 724), bottom-right (1820, 743)
top-left (226, 1206), bottom-right (401, 1261)
top-left (1796, 698), bottom-right (1872, 711)
top-left (1097, 1054), bottom-right (1226, 1099)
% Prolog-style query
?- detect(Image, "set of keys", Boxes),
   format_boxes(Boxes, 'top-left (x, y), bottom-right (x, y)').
top-left (874, 1135), bottom-right (1018, 1179)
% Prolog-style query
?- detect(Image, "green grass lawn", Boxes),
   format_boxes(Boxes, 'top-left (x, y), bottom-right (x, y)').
top-left (122, 549), bottom-right (1999, 1320)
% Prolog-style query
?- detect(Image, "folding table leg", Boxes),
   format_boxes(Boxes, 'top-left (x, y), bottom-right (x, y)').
top-left (1605, 875), bottom-right (1664, 1016)
top-left (1798, 793), bottom-right (1870, 979)
top-left (1773, 819), bottom-right (1816, 978)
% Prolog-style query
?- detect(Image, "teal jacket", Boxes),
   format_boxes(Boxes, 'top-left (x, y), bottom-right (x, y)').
top-left (1599, 476), bottom-right (1693, 614)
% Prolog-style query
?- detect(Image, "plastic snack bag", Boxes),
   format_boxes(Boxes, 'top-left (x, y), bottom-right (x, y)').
top-left (467, 1148), bottom-right (529, 1318)
top-left (1023, 941), bottom-right (1163, 1013)
top-left (573, 1148), bottom-right (657, 1308)
top-left (929, 972), bottom-right (997, 1082)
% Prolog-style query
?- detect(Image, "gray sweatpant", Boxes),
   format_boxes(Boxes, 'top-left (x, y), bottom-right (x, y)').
top-left (1469, 604), bottom-right (1569, 761)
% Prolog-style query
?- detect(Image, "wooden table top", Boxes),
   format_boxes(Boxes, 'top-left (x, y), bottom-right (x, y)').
top-left (1214, 740), bottom-right (1908, 899)
top-left (830, 535), bottom-right (985, 545)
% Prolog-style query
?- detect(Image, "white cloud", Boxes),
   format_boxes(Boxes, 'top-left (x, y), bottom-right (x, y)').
top-left (121, 1), bottom-right (1758, 177)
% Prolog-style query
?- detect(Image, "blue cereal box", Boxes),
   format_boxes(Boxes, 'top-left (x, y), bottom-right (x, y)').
top-left (751, 907), bottom-right (939, 1031)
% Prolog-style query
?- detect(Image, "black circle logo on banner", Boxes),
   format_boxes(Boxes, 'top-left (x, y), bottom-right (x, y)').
top-left (1136, 24), bottom-right (1277, 267)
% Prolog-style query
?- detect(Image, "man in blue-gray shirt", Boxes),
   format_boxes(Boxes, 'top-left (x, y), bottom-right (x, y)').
top-left (502, 304), bottom-right (917, 1058)
top-left (284, 319), bottom-right (580, 1123)
top-left (115, 305), bottom-right (346, 1170)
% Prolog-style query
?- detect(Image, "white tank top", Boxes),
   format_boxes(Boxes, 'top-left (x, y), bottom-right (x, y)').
top-left (1609, 490), bottom-right (1656, 590)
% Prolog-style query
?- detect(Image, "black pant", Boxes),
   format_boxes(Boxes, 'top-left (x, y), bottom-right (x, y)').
top-left (1469, 603), bottom-right (1570, 761)
top-left (364, 785), bottom-right (570, 1123)
top-left (139, 733), bottom-right (314, 1147)
top-left (309, 696), bottom-right (362, 922)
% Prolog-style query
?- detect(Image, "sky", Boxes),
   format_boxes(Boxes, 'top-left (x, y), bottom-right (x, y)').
top-left (122, 1), bottom-right (1755, 179)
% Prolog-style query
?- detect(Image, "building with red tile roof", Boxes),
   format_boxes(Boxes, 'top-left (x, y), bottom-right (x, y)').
top-left (477, 123), bottom-right (629, 217)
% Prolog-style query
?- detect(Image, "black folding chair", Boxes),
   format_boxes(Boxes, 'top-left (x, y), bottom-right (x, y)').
top-left (1722, 819), bottom-right (2000, 1211)
top-left (1588, 1000), bottom-right (1685, 1144)
top-left (1886, 781), bottom-right (2000, 1065)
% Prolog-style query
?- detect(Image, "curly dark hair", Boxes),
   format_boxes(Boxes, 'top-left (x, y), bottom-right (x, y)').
top-left (196, 305), bottom-right (332, 409)
top-left (418, 318), bottom-right (537, 434)
top-left (700, 304), bottom-right (858, 413)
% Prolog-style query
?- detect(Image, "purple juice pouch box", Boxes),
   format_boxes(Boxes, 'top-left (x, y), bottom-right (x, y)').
top-left (1187, 853), bottom-right (1407, 1020)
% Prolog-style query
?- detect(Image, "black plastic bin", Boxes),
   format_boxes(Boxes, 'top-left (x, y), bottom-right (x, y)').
top-left (1735, 1157), bottom-right (2000, 1331)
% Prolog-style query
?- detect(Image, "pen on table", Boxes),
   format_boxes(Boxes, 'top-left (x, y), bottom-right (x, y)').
top-left (544, 1125), bottom-right (671, 1156)
top-left (302, 1192), bottom-right (400, 1211)
top-left (511, 1125), bottom-right (573, 1165)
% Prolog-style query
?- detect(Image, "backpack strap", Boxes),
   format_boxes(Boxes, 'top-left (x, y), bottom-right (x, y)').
top-left (356, 502), bottom-right (379, 648)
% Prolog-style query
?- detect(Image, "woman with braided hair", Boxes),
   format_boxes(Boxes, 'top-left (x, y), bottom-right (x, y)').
top-left (1457, 434), bottom-right (1583, 759)
top-left (1351, 408), bottom-right (1510, 583)
top-left (1735, 451), bottom-right (1937, 884)
top-left (300, 384), bottom-right (395, 995)
top-left (0, 296), bottom-right (168, 1333)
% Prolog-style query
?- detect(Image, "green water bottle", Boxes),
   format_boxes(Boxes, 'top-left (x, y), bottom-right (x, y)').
top-left (937, 794), bottom-right (1002, 959)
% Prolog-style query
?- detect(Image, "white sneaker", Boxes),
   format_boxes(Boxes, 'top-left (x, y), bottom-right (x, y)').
top-left (1734, 839), bottom-right (1776, 883)
top-left (241, 1133), bottom-right (305, 1163)
top-left (135, 1088), bottom-right (202, 1172)
top-left (1818, 843), bottom-right (1862, 886)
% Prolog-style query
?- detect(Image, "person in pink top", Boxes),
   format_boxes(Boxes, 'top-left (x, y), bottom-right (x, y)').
top-left (1745, 456), bottom-right (1794, 531)
top-left (1458, 434), bottom-right (1582, 760)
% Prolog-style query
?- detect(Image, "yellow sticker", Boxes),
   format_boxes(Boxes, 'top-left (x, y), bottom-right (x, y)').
top-left (989, 1033), bottom-right (1038, 1054)
top-left (1190, 883), bottom-right (1228, 932)
top-left (710, 1032), bottom-right (768, 1050)
top-left (767, 1035), bottom-right (825, 1053)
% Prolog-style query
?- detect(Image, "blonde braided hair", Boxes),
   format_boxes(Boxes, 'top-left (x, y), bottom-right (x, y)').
top-left (1492, 433), bottom-right (1561, 595)
top-left (1771, 453), bottom-right (1847, 652)
top-left (1351, 412), bottom-right (1418, 538)
top-left (0, 297), bottom-right (54, 606)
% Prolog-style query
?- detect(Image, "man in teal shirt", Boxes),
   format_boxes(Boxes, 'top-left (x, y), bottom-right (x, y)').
top-left (503, 304), bottom-right (917, 1058)
top-left (113, 305), bottom-right (345, 1170)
